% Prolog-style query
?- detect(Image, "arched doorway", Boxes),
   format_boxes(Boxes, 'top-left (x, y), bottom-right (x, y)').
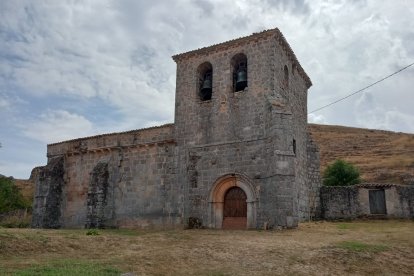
top-left (223, 187), bottom-right (247, 229)
top-left (209, 174), bottom-right (257, 229)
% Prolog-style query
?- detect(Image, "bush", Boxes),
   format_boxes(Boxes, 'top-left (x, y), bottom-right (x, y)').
top-left (86, 229), bottom-right (100, 236)
top-left (323, 159), bottom-right (361, 186)
top-left (0, 176), bottom-right (31, 213)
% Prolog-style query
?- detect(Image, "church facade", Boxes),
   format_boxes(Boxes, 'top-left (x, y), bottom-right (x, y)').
top-left (32, 28), bottom-right (321, 229)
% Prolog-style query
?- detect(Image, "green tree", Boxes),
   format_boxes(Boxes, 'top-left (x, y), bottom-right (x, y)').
top-left (0, 175), bottom-right (30, 213)
top-left (323, 159), bottom-right (361, 186)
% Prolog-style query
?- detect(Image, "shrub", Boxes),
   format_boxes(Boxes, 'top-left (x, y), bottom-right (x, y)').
top-left (86, 229), bottom-right (100, 236)
top-left (323, 159), bottom-right (361, 186)
top-left (0, 175), bottom-right (30, 213)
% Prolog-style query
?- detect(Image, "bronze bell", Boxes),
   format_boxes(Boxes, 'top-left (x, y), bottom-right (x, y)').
top-left (235, 69), bottom-right (247, 91)
top-left (200, 72), bottom-right (212, 100)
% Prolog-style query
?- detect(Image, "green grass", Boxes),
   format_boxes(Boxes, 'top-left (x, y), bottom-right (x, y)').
top-left (337, 241), bottom-right (389, 253)
top-left (85, 229), bottom-right (100, 236)
top-left (4, 259), bottom-right (121, 276)
top-left (337, 223), bottom-right (352, 230)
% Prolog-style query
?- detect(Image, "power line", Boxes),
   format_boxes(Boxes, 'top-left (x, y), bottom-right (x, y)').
top-left (308, 62), bottom-right (414, 114)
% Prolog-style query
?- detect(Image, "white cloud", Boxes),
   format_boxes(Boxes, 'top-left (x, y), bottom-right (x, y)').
top-left (0, 97), bottom-right (9, 108)
top-left (22, 110), bottom-right (95, 144)
top-left (355, 92), bottom-right (414, 133)
top-left (1, 0), bottom-right (414, 178)
top-left (308, 113), bottom-right (327, 124)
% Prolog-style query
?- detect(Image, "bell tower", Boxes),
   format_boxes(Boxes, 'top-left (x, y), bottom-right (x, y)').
top-left (172, 29), bottom-right (313, 228)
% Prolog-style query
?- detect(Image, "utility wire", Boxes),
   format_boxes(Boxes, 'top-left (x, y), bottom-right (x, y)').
top-left (309, 62), bottom-right (414, 114)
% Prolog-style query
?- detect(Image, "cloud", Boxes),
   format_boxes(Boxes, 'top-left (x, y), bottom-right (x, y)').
top-left (22, 110), bottom-right (95, 144)
top-left (0, 0), bottom-right (176, 127)
top-left (0, 96), bottom-right (9, 108)
top-left (1, 0), bottom-right (414, 179)
top-left (308, 113), bottom-right (327, 124)
top-left (355, 92), bottom-right (414, 133)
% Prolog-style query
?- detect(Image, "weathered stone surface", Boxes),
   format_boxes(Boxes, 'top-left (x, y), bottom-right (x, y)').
top-left (320, 184), bottom-right (414, 219)
top-left (86, 162), bottom-right (110, 228)
top-left (320, 186), bottom-right (360, 219)
top-left (32, 156), bottom-right (64, 228)
top-left (396, 186), bottom-right (414, 218)
top-left (33, 28), bottom-right (319, 229)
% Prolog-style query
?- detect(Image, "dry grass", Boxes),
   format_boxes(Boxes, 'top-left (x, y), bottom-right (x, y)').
top-left (1, 220), bottom-right (413, 275)
top-left (309, 124), bottom-right (414, 184)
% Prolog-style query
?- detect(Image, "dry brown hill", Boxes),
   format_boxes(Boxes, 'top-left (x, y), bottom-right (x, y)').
top-left (309, 124), bottom-right (414, 185)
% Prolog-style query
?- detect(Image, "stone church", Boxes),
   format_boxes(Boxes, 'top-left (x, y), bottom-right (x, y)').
top-left (32, 28), bottom-right (321, 230)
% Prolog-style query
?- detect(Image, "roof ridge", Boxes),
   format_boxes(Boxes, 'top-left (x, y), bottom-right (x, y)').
top-left (48, 123), bottom-right (174, 146)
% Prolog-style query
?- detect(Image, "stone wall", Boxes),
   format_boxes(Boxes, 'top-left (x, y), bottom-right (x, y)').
top-left (34, 125), bottom-right (182, 229)
top-left (173, 29), bottom-right (311, 228)
top-left (33, 29), bottom-right (316, 229)
top-left (396, 186), bottom-right (414, 218)
top-left (320, 184), bottom-right (414, 220)
top-left (32, 156), bottom-right (65, 228)
top-left (304, 133), bottom-right (322, 220)
top-left (320, 186), bottom-right (360, 220)
top-left (47, 124), bottom-right (174, 158)
top-left (183, 138), bottom-right (296, 229)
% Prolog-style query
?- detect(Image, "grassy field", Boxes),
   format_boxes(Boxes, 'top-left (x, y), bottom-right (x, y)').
top-left (0, 220), bottom-right (413, 275)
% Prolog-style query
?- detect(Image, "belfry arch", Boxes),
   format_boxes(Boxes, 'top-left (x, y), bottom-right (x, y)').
top-left (208, 174), bottom-right (257, 229)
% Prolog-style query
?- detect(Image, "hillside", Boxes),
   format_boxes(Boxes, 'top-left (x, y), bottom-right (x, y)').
top-left (309, 124), bottom-right (414, 185)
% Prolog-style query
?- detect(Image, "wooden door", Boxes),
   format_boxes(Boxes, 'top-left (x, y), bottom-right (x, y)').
top-left (369, 189), bottom-right (387, 214)
top-left (222, 187), bottom-right (247, 229)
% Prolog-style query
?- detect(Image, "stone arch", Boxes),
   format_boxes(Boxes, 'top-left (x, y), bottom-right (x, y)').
top-left (231, 53), bottom-right (248, 92)
top-left (208, 173), bottom-right (257, 229)
top-left (197, 61), bottom-right (213, 101)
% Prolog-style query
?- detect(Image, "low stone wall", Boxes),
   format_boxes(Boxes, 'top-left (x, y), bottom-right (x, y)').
top-left (320, 186), bottom-right (360, 219)
top-left (396, 186), bottom-right (414, 218)
top-left (320, 184), bottom-right (414, 220)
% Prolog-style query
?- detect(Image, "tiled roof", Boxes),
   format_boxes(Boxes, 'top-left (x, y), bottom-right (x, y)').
top-left (356, 183), bottom-right (402, 188)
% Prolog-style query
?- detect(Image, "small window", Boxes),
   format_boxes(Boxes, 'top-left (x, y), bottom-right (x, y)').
top-left (293, 139), bottom-right (296, 155)
top-left (283, 65), bottom-right (289, 88)
top-left (231, 53), bottom-right (248, 92)
top-left (197, 62), bottom-right (213, 101)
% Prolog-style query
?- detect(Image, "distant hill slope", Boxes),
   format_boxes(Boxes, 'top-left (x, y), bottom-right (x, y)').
top-left (309, 124), bottom-right (414, 185)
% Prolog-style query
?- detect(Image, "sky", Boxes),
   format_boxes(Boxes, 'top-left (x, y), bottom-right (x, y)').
top-left (0, 0), bottom-right (413, 179)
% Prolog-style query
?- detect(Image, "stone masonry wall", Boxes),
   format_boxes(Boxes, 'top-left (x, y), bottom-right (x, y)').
top-left (320, 185), bottom-right (414, 219)
top-left (85, 162), bottom-right (110, 228)
top-left (34, 29), bottom-right (315, 230)
top-left (47, 124), bottom-right (174, 157)
top-left (39, 124), bottom-right (181, 229)
top-left (320, 186), bottom-right (360, 220)
top-left (32, 156), bottom-right (65, 228)
top-left (173, 30), bottom-right (311, 228)
top-left (305, 133), bottom-right (322, 220)
top-left (396, 186), bottom-right (414, 218)
top-left (184, 139), bottom-right (296, 229)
